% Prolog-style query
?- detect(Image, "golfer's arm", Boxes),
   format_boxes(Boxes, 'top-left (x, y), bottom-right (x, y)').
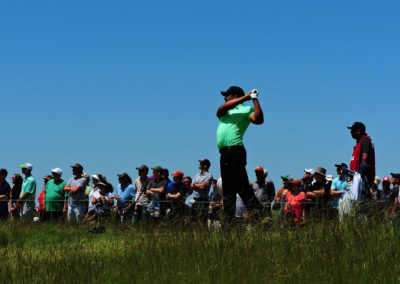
top-left (217, 96), bottom-right (247, 118)
top-left (249, 99), bottom-right (264, 124)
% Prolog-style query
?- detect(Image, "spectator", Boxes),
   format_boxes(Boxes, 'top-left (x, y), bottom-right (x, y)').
top-left (9, 174), bottom-right (23, 218)
top-left (191, 159), bottom-right (213, 223)
top-left (133, 165), bottom-right (150, 224)
top-left (43, 168), bottom-right (66, 221)
top-left (301, 169), bottom-right (315, 193)
top-left (146, 166), bottom-right (168, 219)
top-left (250, 166), bottom-right (275, 215)
top-left (83, 174), bottom-right (101, 223)
top-left (38, 175), bottom-right (52, 220)
top-left (18, 163), bottom-right (36, 222)
top-left (183, 176), bottom-right (192, 197)
top-left (83, 173), bottom-right (92, 212)
top-left (273, 175), bottom-right (292, 215)
top-left (166, 170), bottom-right (186, 220)
top-left (64, 163), bottom-right (87, 224)
top-left (92, 182), bottom-right (114, 222)
top-left (378, 177), bottom-right (391, 213)
top-left (330, 164), bottom-right (349, 209)
top-left (115, 172), bottom-right (135, 224)
top-left (208, 178), bottom-right (223, 225)
top-left (0, 168), bottom-right (11, 220)
top-left (348, 122), bottom-right (376, 200)
top-left (307, 167), bottom-right (331, 219)
top-left (390, 173), bottom-right (400, 219)
top-left (285, 179), bottom-right (307, 224)
top-left (161, 168), bottom-right (172, 215)
top-left (217, 86), bottom-right (264, 221)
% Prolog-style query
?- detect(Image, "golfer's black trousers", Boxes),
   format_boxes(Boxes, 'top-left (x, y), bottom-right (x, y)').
top-left (220, 145), bottom-right (262, 218)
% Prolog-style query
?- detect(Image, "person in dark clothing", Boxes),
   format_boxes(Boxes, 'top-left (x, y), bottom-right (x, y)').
top-left (216, 86), bottom-right (264, 222)
top-left (0, 169), bottom-right (11, 220)
top-left (166, 171), bottom-right (186, 220)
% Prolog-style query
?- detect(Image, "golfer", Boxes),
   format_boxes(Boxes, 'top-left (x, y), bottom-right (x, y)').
top-left (217, 86), bottom-right (264, 221)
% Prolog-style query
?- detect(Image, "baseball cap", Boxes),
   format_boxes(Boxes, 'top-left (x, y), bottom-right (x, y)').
top-left (281, 175), bottom-right (293, 181)
top-left (334, 163), bottom-right (348, 169)
top-left (151, 166), bottom-right (163, 172)
top-left (326, 175), bottom-right (333, 182)
top-left (221, 86), bottom-right (245, 97)
top-left (97, 182), bottom-right (108, 188)
top-left (304, 168), bottom-right (315, 176)
top-left (70, 163), bottom-right (84, 172)
top-left (171, 170), bottom-right (184, 177)
top-left (255, 166), bottom-right (264, 172)
top-left (199, 159), bottom-right (211, 167)
top-left (382, 177), bottom-right (390, 183)
top-left (20, 163), bottom-right (33, 170)
top-left (136, 164), bottom-right (149, 171)
top-left (51, 168), bottom-right (63, 176)
top-left (91, 174), bottom-right (100, 180)
top-left (0, 168), bottom-right (8, 176)
top-left (347, 122), bottom-right (366, 133)
top-left (390, 173), bottom-right (400, 179)
top-left (117, 172), bottom-right (130, 179)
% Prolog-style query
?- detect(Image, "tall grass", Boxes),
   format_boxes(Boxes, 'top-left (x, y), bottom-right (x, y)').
top-left (0, 220), bottom-right (399, 283)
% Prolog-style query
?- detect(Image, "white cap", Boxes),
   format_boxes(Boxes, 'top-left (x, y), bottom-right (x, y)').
top-left (304, 168), bottom-right (315, 176)
top-left (91, 174), bottom-right (100, 180)
top-left (326, 175), bottom-right (333, 182)
top-left (51, 168), bottom-right (63, 176)
top-left (20, 163), bottom-right (33, 170)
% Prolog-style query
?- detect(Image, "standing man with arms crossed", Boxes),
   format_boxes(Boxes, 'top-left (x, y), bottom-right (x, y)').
top-left (18, 163), bottom-right (36, 222)
top-left (217, 86), bottom-right (264, 222)
top-left (64, 163), bottom-right (87, 224)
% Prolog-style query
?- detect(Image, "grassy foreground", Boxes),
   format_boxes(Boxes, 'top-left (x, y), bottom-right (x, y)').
top-left (0, 220), bottom-right (399, 283)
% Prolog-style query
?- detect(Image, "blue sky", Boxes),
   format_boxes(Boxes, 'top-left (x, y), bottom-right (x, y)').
top-left (1, 0), bottom-right (399, 193)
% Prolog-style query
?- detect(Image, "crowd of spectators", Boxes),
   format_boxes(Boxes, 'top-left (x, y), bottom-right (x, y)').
top-left (0, 160), bottom-right (398, 227)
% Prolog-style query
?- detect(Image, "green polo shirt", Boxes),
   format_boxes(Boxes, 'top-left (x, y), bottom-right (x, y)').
top-left (216, 104), bottom-right (254, 149)
top-left (20, 176), bottom-right (36, 201)
top-left (45, 179), bottom-right (67, 212)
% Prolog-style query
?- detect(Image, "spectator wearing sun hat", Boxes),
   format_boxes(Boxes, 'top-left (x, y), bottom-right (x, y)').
top-left (250, 166), bottom-right (275, 215)
top-left (18, 163), bottom-right (36, 222)
top-left (64, 163), bottom-right (87, 224)
top-left (43, 168), bottom-right (66, 221)
top-left (306, 167), bottom-right (332, 219)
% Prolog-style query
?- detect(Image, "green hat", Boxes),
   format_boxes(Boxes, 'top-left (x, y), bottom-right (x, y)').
top-left (281, 175), bottom-right (293, 181)
top-left (151, 166), bottom-right (163, 172)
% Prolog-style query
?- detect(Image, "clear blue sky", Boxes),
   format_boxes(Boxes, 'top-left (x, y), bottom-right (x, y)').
top-left (1, 0), bottom-right (399, 193)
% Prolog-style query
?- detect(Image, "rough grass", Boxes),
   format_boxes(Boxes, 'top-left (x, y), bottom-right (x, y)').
top-left (0, 220), bottom-right (399, 283)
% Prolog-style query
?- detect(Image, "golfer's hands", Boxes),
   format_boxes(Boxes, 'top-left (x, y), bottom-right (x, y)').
top-left (250, 89), bottom-right (259, 99)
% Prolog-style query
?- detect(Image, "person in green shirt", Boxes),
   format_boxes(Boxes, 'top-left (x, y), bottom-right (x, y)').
top-left (216, 86), bottom-right (264, 221)
top-left (18, 163), bottom-right (36, 222)
top-left (43, 168), bottom-right (67, 221)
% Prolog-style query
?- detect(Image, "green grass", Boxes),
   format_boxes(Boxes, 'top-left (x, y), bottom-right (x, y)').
top-left (0, 220), bottom-right (399, 283)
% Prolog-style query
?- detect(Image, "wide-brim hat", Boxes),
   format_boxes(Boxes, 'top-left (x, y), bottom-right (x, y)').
top-left (315, 166), bottom-right (326, 176)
